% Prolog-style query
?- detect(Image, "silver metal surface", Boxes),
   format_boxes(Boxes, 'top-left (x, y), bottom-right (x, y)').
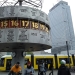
top-left (0, 28), bottom-right (51, 51)
top-left (0, 6), bottom-right (51, 52)
top-left (0, 6), bottom-right (49, 25)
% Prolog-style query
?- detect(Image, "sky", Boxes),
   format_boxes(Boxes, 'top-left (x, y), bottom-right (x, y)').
top-left (42, 0), bottom-right (75, 53)
top-left (42, 0), bottom-right (75, 33)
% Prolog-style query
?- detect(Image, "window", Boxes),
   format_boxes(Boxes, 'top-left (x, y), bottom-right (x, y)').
top-left (36, 58), bottom-right (53, 64)
top-left (36, 59), bottom-right (39, 64)
top-left (6, 59), bottom-right (11, 66)
top-left (59, 58), bottom-right (71, 64)
top-left (24, 58), bottom-right (29, 65)
top-left (0, 58), bottom-right (4, 67)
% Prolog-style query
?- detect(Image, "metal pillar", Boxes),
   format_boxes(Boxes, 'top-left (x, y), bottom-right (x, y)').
top-left (11, 51), bottom-right (26, 75)
top-left (66, 41), bottom-right (70, 68)
top-left (18, 0), bottom-right (23, 6)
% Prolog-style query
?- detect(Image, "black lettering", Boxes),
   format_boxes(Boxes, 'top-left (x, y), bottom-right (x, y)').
top-left (31, 33), bottom-right (37, 36)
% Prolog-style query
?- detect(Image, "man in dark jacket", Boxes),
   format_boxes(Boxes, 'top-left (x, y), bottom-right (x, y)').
top-left (58, 60), bottom-right (71, 75)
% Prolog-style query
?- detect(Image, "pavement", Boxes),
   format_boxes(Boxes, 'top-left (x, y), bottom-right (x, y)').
top-left (0, 70), bottom-right (75, 75)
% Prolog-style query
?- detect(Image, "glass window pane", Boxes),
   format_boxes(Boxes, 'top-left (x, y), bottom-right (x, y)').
top-left (0, 58), bottom-right (4, 66)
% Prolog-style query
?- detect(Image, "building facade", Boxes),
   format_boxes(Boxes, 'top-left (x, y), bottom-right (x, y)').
top-left (48, 1), bottom-right (75, 54)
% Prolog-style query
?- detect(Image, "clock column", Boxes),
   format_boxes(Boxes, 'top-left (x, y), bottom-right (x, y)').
top-left (11, 51), bottom-right (26, 75)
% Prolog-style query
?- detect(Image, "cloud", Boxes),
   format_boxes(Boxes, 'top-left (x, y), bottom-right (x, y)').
top-left (44, 49), bottom-right (51, 53)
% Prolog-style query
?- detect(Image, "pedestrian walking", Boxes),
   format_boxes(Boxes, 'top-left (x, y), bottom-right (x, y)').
top-left (57, 60), bottom-right (71, 75)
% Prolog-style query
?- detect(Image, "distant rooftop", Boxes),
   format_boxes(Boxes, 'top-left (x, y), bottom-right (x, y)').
top-left (50, 1), bottom-right (68, 12)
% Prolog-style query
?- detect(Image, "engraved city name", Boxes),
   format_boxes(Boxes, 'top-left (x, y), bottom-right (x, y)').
top-left (9, 7), bottom-right (15, 16)
top-left (31, 8), bottom-right (37, 16)
top-left (20, 9), bottom-right (28, 12)
top-left (40, 34), bottom-right (45, 39)
top-left (31, 33), bottom-right (37, 36)
top-left (0, 19), bottom-right (49, 33)
top-left (0, 7), bottom-right (4, 17)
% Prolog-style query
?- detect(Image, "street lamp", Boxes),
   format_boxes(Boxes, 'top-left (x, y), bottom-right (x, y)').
top-left (66, 41), bottom-right (70, 68)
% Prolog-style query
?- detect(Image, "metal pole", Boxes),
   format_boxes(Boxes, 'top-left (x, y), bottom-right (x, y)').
top-left (18, 0), bottom-right (23, 6)
top-left (66, 41), bottom-right (70, 68)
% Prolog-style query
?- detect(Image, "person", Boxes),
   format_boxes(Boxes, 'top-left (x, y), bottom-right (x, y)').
top-left (24, 61), bottom-right (34, 75)
top-left (45, 60), bottom-right (48, 71)
top-left (57, 60), bottom-right (71, 75)
top-left (8, 62), bottom-right (22, 75)
top-left (6, 61), bottom-right (11, 70)
top-left (38, 61), bottom-right (45, 75)
top-left (49, 61), bottom-right (53, 75)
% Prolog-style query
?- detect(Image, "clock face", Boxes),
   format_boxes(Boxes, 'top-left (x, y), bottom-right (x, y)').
top-left (11, 52), bottom-right (16, 57)
top-left (22, 52), bottom-right (26, 57)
